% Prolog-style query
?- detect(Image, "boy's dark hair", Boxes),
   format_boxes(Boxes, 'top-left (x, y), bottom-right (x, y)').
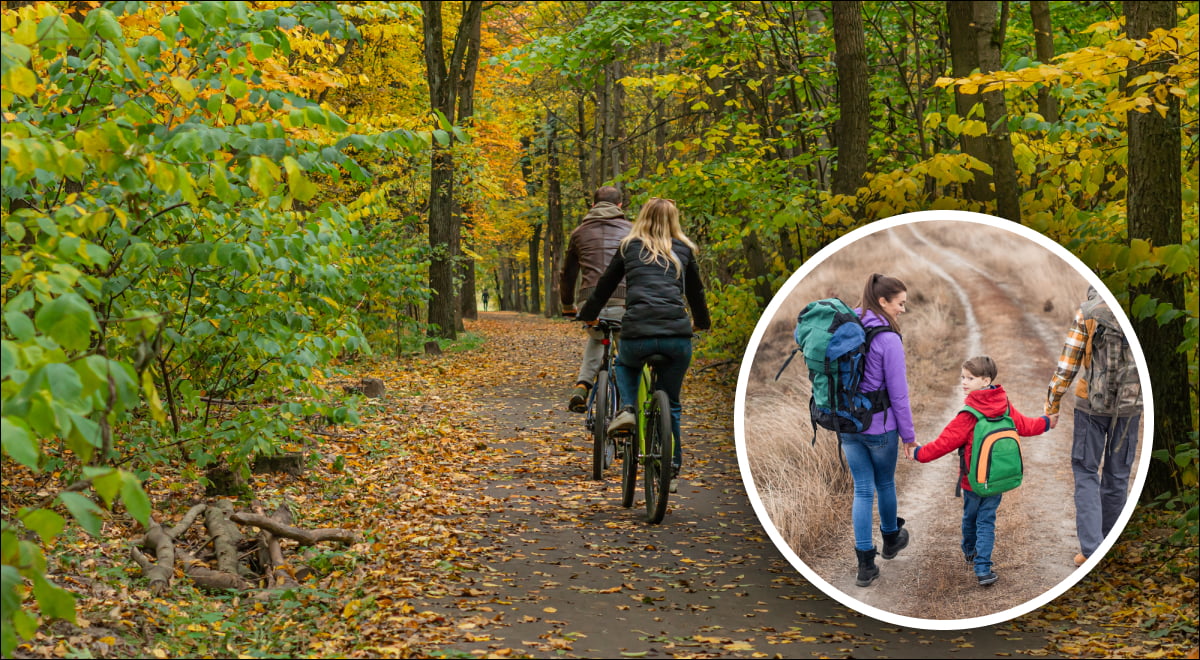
top-left (963, 355), bottom-right (998, 381)
top-left (593, 185), bottom-right (622, 205)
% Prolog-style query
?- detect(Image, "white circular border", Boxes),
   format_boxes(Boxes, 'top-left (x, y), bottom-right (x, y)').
top-left (733, 209), bottom-right (1156, 631)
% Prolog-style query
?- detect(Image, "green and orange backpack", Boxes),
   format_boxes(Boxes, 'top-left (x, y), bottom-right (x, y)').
top-left (957, 404), bottom-right (1024, 497)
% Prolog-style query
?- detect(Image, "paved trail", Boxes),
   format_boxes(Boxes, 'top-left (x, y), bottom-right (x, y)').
top-left (411, 312), bottom-right (1058, 658)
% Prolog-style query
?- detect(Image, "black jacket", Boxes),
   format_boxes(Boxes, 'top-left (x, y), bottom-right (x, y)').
top-left (579, 238), bottom-right (711, 340)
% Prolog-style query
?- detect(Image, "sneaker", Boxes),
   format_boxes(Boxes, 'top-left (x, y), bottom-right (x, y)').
top-left (977, 571), bottom-right (998, 586)
top-left (965, 552), bottom-right (976, 564)
top-left (607, 408), bottom-right (636, 435)
top-left (568, 384), bottom-right (589, 413)
top-left (1073, 553), bottom-right (1087, 567)
top-left (669, 478), bottom-right (679, 493)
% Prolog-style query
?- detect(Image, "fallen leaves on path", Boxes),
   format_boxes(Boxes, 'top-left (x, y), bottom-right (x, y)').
top-left (7, 311), bottom-right (1195, 659)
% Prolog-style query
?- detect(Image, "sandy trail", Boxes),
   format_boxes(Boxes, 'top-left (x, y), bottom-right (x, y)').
top-left (806, 223), bottom-right (1080, 620)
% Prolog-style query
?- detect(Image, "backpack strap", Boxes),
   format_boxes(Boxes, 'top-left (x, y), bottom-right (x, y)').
top-left (956, 405), bottom-right (988, 497)
top-left (860, 325), bottom-right (896, 415)
top-left (774, 347), bottom-right (801, 381)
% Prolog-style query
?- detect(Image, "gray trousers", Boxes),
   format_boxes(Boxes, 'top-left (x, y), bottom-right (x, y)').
top-left (576, 305), bottom-right (625, 385)
top-left (1072, 408), bottom-right (1140, 557)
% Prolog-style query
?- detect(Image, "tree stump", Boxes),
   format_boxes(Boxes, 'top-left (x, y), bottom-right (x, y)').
top-left (361, 377), bottom-right (385, 398)
top-left (252, 453), bottom-right (305, 477)
top-left (205, 465), bottom-right (247, 496)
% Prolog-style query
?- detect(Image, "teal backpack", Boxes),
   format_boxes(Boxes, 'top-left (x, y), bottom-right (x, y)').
top-left (958, 404), bottom-right (1024, 497)
top-left (775, 298), bottom-right (892, 439)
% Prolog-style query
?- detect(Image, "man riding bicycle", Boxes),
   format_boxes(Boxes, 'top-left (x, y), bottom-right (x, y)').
top-left (560, 185), bottom-right (631, 413)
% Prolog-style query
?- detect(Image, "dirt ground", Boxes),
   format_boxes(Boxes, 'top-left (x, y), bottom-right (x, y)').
top-left (410, 311), bottom-right (1062, 657)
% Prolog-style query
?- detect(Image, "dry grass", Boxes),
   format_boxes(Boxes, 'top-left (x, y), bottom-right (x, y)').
top-left (743, 219), bottom-right (1089, 575)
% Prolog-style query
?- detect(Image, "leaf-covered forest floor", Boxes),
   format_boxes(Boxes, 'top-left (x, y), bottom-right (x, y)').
top-left (6, 312), bottom-right (1197, 659)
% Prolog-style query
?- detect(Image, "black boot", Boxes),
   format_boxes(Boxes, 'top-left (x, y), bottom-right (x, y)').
top-left (855, 548), bottom-right (879, 587)
top-left (881, 517), bottom-right (909, 560)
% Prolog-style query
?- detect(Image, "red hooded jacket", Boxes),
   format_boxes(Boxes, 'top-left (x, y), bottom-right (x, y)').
top-left (914, 385), bottom-right (1051, 493)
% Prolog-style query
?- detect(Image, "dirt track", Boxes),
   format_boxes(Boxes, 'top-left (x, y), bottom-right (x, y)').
top-left (798, 223), bottom-right (1088, 620)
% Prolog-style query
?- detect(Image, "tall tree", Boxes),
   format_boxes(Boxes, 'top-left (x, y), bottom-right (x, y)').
top-left (422, 0), bottom-right (483, 339)
top-left (544, 113), bottom-right (565, 317)
top-left (1029, 1), bottom-right (1059, 122)
top-left (947, 1), bottom-right (1020, 220)
top-left (831, 1), bottom-right (870, 197)
top-left (1125, 0), bottom-right (1186, 497)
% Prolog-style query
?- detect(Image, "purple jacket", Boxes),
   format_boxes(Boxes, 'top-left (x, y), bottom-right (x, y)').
top-left (857, 309), bottom-right (916, 443)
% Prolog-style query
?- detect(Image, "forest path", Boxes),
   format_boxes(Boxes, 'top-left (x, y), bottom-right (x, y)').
top-left (405, 311), bottom-right (1055, 657)
top-left (805, 224), bottom-right (1081, 620)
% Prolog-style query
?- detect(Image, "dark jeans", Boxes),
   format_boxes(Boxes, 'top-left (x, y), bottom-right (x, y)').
top-left (1072, 409), bottom-right (1140, 557)
top-left (839, 430), bottom-right (900, 551)
top-left (962, 489), bottom-right (1002, 576)
top-left (614, 336), bottom-right (692, 469)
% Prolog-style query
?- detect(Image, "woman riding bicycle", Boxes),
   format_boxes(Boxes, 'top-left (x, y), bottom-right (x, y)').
top-left (577, 197), bottom-right (710, 490)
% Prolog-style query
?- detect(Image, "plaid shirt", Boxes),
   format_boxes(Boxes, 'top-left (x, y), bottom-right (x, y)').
top-left (1045, 309), bottom-right (1088, 415)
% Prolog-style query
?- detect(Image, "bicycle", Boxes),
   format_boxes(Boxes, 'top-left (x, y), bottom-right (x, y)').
top-left (614, 356), bottom-right (674, 524)
top-left (583, 319), bottom-right (621, 480)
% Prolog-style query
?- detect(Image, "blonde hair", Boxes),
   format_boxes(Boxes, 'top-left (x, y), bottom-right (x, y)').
top-left (621, 198), bottom-right (697, 278)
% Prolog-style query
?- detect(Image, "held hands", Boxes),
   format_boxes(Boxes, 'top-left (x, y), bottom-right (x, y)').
top-left (903, 442), bottom-right (919, 461)
top-left (1048, 413), bottom-right (1060, 430)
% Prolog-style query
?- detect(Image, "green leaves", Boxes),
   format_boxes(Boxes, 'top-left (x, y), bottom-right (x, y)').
top-left (33, 294), bottom-right (97, 353)
top-left (1, 419), bottom-right (37, 470)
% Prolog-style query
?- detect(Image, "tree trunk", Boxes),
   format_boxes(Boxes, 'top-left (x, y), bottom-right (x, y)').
top-left (1125, 0), bottom-right (1185, 498)
top-left (421, 1), bottom-right (483, 339)
top-left (609, 58), bottom-right (627, 182)
top-left (947, 1), bottom-right (1020, 220)
top-left (460, 232), bottom-right (478, 321)
top-left (530, 222), bottom-right (543, 315)
top-left (742, 231), bottom-right (773, 310)
top-left (1030, 1), bottom-right (1059, 122)
top-left (831, 1), bottom-right (870, 197)
top-left (947, 1), bottom-right (994, 204)
top-left (545, 114), bottom-right (565, 317)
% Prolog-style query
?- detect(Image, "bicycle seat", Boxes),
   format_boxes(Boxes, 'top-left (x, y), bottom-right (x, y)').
top-left (644, 354), bottom-right (672, 368)
top-left (594, 319), bottom-right (622, 333)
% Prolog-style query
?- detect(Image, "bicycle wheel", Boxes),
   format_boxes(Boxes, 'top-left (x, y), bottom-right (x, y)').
top-left (591, 370), bottom-right (609, 480)
top-left (620, 423), bottom-right (637, 508)
top-left (644, 390), bottom-right (674, 524)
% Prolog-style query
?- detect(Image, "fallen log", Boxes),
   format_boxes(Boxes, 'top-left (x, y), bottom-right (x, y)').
top-left (205, 501), bottom-right (245, 576)
top-left (229, 512), bottom-right (356, 547)
top-left (178, 549), bottom-right (249, 592)
top-left (253, 503), bottom-right (299, 589)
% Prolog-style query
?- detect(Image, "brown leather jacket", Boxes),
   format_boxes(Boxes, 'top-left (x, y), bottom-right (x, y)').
top-left (560, 202), bottom-right (631, 308)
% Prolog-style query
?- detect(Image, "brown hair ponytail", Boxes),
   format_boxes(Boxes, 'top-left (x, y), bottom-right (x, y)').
top-left (858, 273), bottom-right (907, 332)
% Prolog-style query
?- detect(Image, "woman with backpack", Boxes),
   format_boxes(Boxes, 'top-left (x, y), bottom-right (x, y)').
top-left (842, 273), bottom-right (918, 587)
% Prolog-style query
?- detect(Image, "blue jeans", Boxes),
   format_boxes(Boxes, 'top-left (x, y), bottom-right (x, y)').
top-left (962, 490), bottom-right (1002, 576)
top-left (615, 336), bottom-right (692, 470)
top-left (839, 430), bottom-right (899, 551)
top-left (1072, 409), bottom-right (1140, 557)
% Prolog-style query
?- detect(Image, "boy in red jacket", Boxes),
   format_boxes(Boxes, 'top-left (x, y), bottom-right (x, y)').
top-left (912, 356), bottom-right (1055, 586)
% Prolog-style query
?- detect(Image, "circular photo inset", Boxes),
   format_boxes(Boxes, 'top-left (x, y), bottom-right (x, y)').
top-left (734, 211), bottom-right (1153, 630)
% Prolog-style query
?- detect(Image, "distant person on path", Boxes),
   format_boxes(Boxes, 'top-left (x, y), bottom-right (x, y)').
top-left (912, 356), bottom-right (1054, 586)
top-left (482, 290), bottom-right (490, 310)
top-left (842, 273), bottom-right (917, 588)
top-left (578, 197), bottom-right (710, 492)
top-left (1044, 286), bottom-right (1142, 567)
top-left (560, 185), bottom-right (632, 413)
